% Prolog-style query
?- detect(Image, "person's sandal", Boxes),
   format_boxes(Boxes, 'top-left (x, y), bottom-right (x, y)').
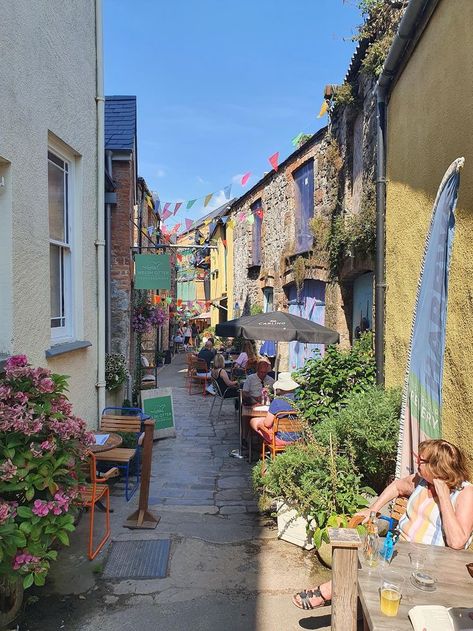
top-left (292, 587), bottom-right (330, 610)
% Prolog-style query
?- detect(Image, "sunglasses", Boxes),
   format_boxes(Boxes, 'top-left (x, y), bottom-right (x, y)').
top-left (413, 451), bottom-right (429, 465)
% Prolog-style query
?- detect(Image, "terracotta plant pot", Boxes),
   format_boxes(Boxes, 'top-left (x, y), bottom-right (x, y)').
top-left (0, 576), bottom-right (24, 628)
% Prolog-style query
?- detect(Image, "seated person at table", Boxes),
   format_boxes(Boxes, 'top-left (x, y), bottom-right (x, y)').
top-left (233, 340), bottom-right (256, 376)
top-left (198, 339), bottom-right (216, 370)
top-left (211, 354), bottom-right (239, 398)
top-left (293, 439), bottom-right (473, 610)
top-left (242, 357), bottom-right (274, 405)
top-left (249, 372), bottom-right (300, 446)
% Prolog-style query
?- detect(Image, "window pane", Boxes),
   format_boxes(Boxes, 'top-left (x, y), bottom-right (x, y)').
top-left (48, 158), bottom-right (66, 242)
top-left (251, 199), bottom-right (262, 265)
top-left (50, 244), bottom-right (64, 327)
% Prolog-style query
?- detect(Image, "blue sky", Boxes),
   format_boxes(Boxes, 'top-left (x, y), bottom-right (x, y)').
top-left (103, 0), bottom-right (361, 226)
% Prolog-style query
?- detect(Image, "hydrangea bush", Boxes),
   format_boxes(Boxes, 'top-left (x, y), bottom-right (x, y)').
top-left (0, 355), bottom-right (94, 589)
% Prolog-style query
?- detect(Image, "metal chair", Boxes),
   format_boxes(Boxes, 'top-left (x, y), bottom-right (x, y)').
top-left (208, 376), bottom-right (239, 420)
top-left (81, 452), bottom-right (116, 560)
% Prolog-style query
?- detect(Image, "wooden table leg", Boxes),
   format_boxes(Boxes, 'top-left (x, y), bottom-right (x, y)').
top-left (328, 527), bottom-right (362, 631)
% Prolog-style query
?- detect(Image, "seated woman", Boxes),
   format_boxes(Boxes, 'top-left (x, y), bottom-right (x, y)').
top-left (232, 340), bottom-right (256, 376)
top-left (211, 354), bottom-right (239, 398)
top-left (249, 372), bottom-right (301, 446)
top-left (293, 438), bottom-right (473, 610)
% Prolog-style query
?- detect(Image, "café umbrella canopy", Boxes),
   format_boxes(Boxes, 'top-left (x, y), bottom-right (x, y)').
top-left (215, 311), bottom-right (339, 344)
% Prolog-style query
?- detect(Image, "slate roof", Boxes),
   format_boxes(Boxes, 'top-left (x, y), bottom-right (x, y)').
top-left (105, 96), bottom-right (136, 151)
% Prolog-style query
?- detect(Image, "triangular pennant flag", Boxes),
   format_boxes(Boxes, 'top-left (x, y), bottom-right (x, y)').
top-left (222, 239), bottom-right (227, 247)
top-left (204, 193), bottom-right (213, 207)
top-left (154, 200), bottom-right (161, 214)
top-left (255, 208), bottom-right (264, 219)
top-left (176, 253), bottom-right (183, 262)
top-left (241, 172), bottom-right (251, 186)
top-left (269, 151), bottom-right (279, 172)
top-left (187, 199), bottom-right (197, 209)
top-left (223, 185), bottom-right (232, 200)
top-left (185, 218), bottom-right (193, 231)
top-left (171, 223), bottom-right (181, 234)
top-left (173, 202), bottom-right (182, 215)
top-left (163, 202), bottom-right (171, 213)
top-left (220, 216), bottom-right (228, 224)
top-left (292, 132), bottom-right (304, 147)
top-left (237, 212), bottom-right (246, 223)
top-left (317, 100), bottom-right (329, 118)
top-left (147, 226), bottom-right (155, 236)
top-left (162, 209), bottom-right (172, 221)
top-left (227, 218), bottom-right (235, 228)
top-left (247, 214), bottom-right (255, 225)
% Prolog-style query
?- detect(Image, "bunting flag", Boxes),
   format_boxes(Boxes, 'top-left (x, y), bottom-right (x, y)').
top-left (237, 212), bottom-right (246, 222)
top-left (162, 209), bottom-right (172, 221)
top-left (147, 226), bottom-right (155, 236)
top-left (241, 172), bottom-right (251, 186)
top-left (220, 216), bottom-right (228, 224)
top-left (173, 202), bottom-right (182, 215)
top-left (227, 218), bottom-right (235, 229)
top-left (204, 193), bottom-right (213, 207)
top-left (317, 100), bottom-right (329, 119)
top-left (247, 214), bottom-right (255, 225)
top-left (154, 201), bottom-right (161, 214)
top-left (224, 185), bottom-right (232, 200)
top-left (166, 297), bottom-right (173, 305)
top-left (163, 202), bottom-right (171, 213)
top-left (269, 151), bottom-right (279, 172)
top-left (292, 132), bottom-right (304, 147)
top-left (397, 158), bottom-right (464, 478)
top-left (176, 253), bottom-right (183, 262)
top-left (170, 223), bottom-right (181, 234)
top-left (255, 208), bottom-right (264, 219)
top-left (153, 295), bottom-right (161, 304)
top-left (187, 199), bottom-right (197, 209)
top-left (222, 239), bottom-right (227, 248)
top-left (185, 218), bottom-right (193, 231)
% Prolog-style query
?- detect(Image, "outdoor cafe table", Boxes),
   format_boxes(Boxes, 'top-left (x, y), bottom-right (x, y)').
top-left (357, 541), bottom-right (473, 630)
top-left (89, 432), bottom-right (123, 454)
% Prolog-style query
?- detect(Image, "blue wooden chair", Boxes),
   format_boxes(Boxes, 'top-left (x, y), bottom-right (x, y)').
top-left (95, 407), bottom-right (145, 501)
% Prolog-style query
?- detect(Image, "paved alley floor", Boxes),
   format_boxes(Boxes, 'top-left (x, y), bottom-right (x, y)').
top-left (17, 354), bottom-right (331, 631)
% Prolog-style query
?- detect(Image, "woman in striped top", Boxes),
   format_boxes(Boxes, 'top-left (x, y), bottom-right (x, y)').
top-left (293, 439), bottom-right (473, 610)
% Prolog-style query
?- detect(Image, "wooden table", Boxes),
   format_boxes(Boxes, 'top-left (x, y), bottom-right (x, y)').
top-left (89, 432), bottom-right (123, 454)
top-left (357, 541), bottom-right (473, 630)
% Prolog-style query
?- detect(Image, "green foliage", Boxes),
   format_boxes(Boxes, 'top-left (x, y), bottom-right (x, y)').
top-left (250, 304), bottom-right (263, 316)
top-left (362, 34), bottom-right (395, 76)
top-left (115, 432), bottom-right (137, 449)
top-left (312, 386), bottom-right (401, 492)
top-left (333, 82), bottom-right (355, 109)
top-left (293, 333), bottom-right (375, 424)
top-left (105, 354), bottom-right (127, 391)
top-left (252, 441), bottom-right (374, 548)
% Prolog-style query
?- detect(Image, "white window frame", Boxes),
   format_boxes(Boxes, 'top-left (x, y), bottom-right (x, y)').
top-left (48, 145), bottom-right (75, 343)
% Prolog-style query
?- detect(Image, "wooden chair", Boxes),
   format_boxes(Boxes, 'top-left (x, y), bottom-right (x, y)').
top-left (185, 353), bottom-right (198, 391)
top-left (261, 411), bottom-right (304, 461)
top-left (81, 452), bottom-right (117, 560)
top-left (189, 358), bottom-right (211, 396)
top-left (347, 496), bottom-right (408, 529)
top-left (95, 410), bottom-right (143, 501)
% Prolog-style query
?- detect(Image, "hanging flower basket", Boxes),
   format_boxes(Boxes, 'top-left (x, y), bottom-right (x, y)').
top-left (105, 354), bottom-right (128, 391)
top-left (132, 304), bottom-right (168, 334)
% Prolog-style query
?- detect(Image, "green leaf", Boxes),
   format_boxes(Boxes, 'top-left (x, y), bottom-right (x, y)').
top-left (56, 531), bottom-right (69, 546)
top-left (33, 573), bottom-right (46, 586)
top-left (17, 506), bottom-right (33, 519)
top-left (25, 487), bottom-right (35, 501)
top-left (23, 574), bottom-right (34, 589)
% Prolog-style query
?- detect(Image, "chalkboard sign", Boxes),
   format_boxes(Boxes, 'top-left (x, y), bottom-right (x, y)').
top-left (140, 388), bottom-right (176, 440)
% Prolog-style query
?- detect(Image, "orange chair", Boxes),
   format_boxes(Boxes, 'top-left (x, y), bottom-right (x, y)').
top-left (261, 411), bottom-right (304, 461)
top-left (81, 452), bottom-right (115, 560)
top-left (185, 353), bottom-right (198, 390)
top-left (189, 358), bottom-right (211, 396)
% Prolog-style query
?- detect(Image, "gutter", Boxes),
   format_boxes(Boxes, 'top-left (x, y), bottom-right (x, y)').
top-left (375, 0), bottom-right (439, 384)
top-left (95, 0), bottom-right (106, 419)
top-left (105, 150), bottom-right (113, 352)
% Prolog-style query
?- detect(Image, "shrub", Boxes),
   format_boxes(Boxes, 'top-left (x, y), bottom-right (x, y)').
top-left (0, 356), bottom-right (93, 590)
top-left (105, 354), bottom-right (127, 391)
top-left (293, 332), bottom-right (375, 424)
top-left (252, 441), bottom-right (374, 549)
top-left (312, 386), bottom-right (401, 493)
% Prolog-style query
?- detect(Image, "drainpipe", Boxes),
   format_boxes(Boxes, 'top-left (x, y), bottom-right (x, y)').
top-left (95, 0), bottom-right (106, 419)
top-left (105, 150), bottom-right (113, 353)
top-left (375, 87), bottom-right (387, 386)
top-left (375, 0), bottom-right (437, 385)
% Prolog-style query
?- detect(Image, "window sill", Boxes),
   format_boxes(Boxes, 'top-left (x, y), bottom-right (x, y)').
top-left (45, 340), bottom-right (92, 358)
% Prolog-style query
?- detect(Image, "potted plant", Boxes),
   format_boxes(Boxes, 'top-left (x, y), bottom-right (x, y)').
top-left (0, 355), bottom-right (93, 626)
top-left (252, 441), bottom-right (374, 565)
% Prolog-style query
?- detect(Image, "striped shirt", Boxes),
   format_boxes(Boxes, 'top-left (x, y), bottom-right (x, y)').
top-left (398, 478), bottom-right (472, 547)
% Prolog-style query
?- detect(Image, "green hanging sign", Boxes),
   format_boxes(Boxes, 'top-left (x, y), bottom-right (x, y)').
top-left (134, 254), bottom-right (171, 290)
top-left (141, 387), bottom-right (176, 439)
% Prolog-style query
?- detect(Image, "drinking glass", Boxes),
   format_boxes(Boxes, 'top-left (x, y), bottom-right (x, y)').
top-left (408, 549), bottom-right (426, 573)
top-left (380, 570), bottom-right (403, 617)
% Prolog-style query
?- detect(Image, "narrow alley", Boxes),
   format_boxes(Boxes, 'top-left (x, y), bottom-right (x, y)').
top-left (19, 354), bottom-right (331, 631)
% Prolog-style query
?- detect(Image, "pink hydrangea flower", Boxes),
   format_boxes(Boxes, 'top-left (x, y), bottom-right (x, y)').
top-left (37, 378), bottom-right (55, 393)
top-left (5, 355), bottom-right (28, 369)
top-left (0, 459), bottom-right (17, 480)
top-left (32, 499), bottom-right (50, 517)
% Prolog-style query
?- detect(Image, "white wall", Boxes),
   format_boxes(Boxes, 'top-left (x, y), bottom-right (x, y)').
top-left (0, 1), bottom-right (99, 425)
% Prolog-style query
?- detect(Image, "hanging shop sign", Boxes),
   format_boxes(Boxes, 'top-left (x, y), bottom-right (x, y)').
top-left (134, 254), bottom-right (171, 290)
top-left (141, 387), bottom-right (176, 440)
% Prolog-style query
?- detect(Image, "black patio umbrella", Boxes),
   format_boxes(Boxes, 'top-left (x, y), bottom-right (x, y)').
top-left (215, 311), bottom-right (339, 345)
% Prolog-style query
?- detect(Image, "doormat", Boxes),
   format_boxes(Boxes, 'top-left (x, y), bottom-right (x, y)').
top-left (103, 539), bottom-right (171, 579)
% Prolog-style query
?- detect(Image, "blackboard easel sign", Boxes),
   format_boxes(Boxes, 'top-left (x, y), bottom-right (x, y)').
top-left (140, 388), bottom-right (176, 440)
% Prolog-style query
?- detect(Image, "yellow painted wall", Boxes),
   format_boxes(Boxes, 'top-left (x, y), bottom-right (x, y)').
top-left (385, 0), bottom-right (473, 451)
top-left (210, 221), bottom-right (234, 326)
